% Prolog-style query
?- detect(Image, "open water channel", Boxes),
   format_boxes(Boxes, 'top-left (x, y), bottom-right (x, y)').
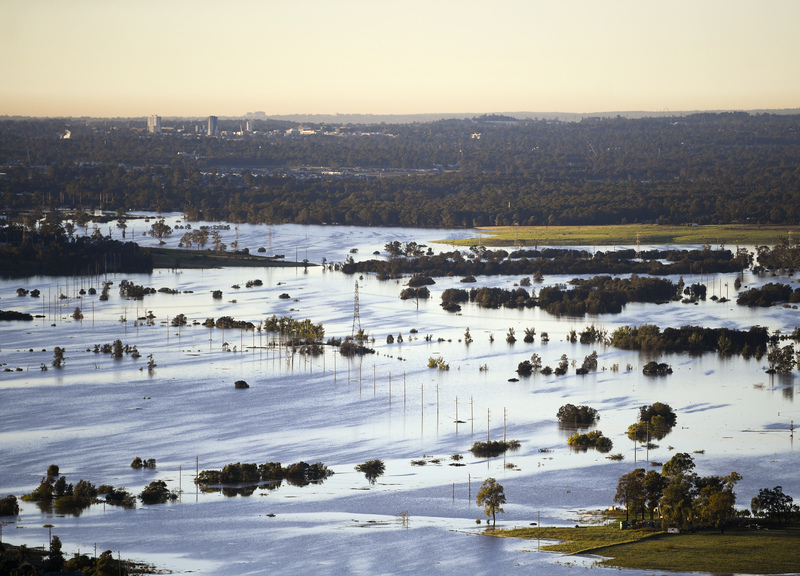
top-left (1, 217), bottom-right (799, 574)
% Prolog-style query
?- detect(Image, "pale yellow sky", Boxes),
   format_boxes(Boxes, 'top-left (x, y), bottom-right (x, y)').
top-left (1, 0), bottom-right (798, 117)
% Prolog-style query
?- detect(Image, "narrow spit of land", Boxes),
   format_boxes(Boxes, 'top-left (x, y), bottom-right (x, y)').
top-left (446, 224), bottom-right (800, 247)
top-left (497, 525), bottom-right (800, 574)
top-left (148, 247), bottom-right (313, 269)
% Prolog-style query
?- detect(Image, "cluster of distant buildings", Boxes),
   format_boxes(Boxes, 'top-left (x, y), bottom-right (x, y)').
top-left (283, 126), bottom-right (394, 138)
top-left (146, 114), bottom-right (392, 139)
top-left (147, 115), bottom-right (228, 137)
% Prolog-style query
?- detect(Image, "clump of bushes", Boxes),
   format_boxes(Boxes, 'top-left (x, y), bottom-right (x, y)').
top-left (428, 356), bottom-right (450, 370)
top-left (98, 485), bottom-right (136, 508)
top-left (130, 457), bottom-right (156, 469)
top-left (0, 494), bottom-right (19, 516)
top-left (196, 461), bottom-right (333, 487)
top-left (355, 459), bottom-right (386, 484)
top-left (139, 480), bottom-right (178, 505)
top-left (400, 286), bottom-right (430, 300)
top-left (567, 431), bottom-right (613, 452)
top-left (556, 404), bottom-right (599, 427)
top-left (642, 361), bottom-right (673, 376)
top-left (408, 275), bottom-right (435, 287)
top-left (469, 440), bottom-right (521, 457)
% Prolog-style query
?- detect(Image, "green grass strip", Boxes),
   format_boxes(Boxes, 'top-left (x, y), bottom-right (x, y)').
top-left (443, 224), bottom-right (800, 247)
top-left (497, 525), bottom-right (800, 574)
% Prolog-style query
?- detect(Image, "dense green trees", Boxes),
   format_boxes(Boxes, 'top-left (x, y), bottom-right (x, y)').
top-left (556, 404), bottom-right (599, 427)
top-left (627, 403), bottom-right (677, 442)
top-left (0, 227), bottom-right (153, 277)
top-left (0, 494), bottom-right (18, 516)
top-left (567, 430), bottom-right (613, 452)
top-left (737, 283), bottom-right (800, 307)
top-left (610, 324), bottom-right (769, 358)
top-left (139, 480), bottom-right (178, 505)
top-left (617, 453), bottom-right (743, 533)
top-left (751, 486), bottom-right (796, 526)
top-left (21, 467), bottom-right (98, 513)
top-left (344, 246), bottom-right (745, 279)
top-left (615, 468), bottom-right (646, 521)
top-left (437, 276), bottom-right (682, 316)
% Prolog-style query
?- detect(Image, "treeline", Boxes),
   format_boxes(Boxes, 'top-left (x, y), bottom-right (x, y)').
top-left (737, 282), bottom-right (800, 307)
top-left (440, 276), bottom-right (678, 315)
top-left (615, 453), bottom-right (743, 531)
top-left (195, 461), bottom-right (332, 486)
top-left (2, 112), bottom-right (800, 227)
top-left (756, 242), bottom-right (800, 271)
top-left (346, 246), bottom-right (747, 278)
top-left (538, 276), bottom-right (676, 315)
top-left (0, 227), bottom-right (152, 277)
top-left (609, 324), bottom-right (769, 357)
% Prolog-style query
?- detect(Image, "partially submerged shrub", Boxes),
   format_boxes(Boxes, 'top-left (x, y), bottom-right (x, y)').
top-left (556, 404), bottom-right (599, 427)
top-left (355, 459), bottom-right (386, 484)
top-left (567, 430), bottom-right (613, 453)
top-left (469, 440), bottom-right (520, 458)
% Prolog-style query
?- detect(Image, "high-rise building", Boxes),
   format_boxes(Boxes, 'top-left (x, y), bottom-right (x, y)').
top-left (147, 115), bottom-right (161, 134)
top-left (207, 116), bottom-right (218, 137)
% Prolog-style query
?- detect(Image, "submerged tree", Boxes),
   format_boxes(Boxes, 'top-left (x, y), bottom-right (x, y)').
top-left (355, 459), bottom-right (385, 484)
top-left (477, 477), bottom-right (506, 527)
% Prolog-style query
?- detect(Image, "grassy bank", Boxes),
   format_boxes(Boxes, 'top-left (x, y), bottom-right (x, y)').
top-left (497, 525), bottom-right (656, 555)
top-left (498, 525), bottom-right (800, 574)
top-left (148, 247), bottom-right (310, 269)
top-left (444, 224), bottom-right (800, 247)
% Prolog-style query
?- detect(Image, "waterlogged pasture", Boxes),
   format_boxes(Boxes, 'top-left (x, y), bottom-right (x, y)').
top-left (1, 221), bottom-right (799, 575)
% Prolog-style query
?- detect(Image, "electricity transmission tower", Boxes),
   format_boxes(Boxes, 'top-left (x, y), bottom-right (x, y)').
top-left (351, 281), bottom-right (362, 339)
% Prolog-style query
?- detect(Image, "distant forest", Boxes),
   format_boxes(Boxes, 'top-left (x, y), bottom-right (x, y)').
top-left (1, 112), bottom-right (799, 227)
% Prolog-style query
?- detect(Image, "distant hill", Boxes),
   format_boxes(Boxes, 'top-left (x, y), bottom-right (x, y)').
top-left (253, 109), bottom-right (800, 125)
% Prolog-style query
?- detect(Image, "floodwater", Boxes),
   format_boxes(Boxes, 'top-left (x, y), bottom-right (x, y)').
top-left (1, 218), bottom-right (799, 575)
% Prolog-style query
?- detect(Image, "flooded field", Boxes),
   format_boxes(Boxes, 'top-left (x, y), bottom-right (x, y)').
top-left (1, 219), bottom-right (798, 575)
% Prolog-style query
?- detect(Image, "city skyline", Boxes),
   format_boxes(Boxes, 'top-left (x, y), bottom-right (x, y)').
top-left (2, 0), bottom-right (799, 118)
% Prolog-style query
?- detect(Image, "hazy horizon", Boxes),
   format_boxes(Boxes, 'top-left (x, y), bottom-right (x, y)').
top-left (2, 1), bottom-right (798, 118)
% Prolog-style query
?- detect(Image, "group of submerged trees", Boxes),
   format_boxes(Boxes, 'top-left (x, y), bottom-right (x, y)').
top-left (350, 244), bottom-right (753, 280)
top-left (506, 321), bottom-right (798, 376)
top-left (557, 401), bottom-right (678, 459)
top-left (615, 453), bottom-right (744, 532)
top-left (439, 275), bottom-right (678, 315)
top-left (615, 454), bottom-right (799, 532)
top-left (196, 460), bottom-right (333, 488)
top-left (552, 400), bottom-right (798, 533)
top-left (18, 464), bottom-right (177, 513)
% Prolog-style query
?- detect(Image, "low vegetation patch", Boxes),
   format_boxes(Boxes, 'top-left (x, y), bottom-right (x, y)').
top-left (498, 525), bottom-right (656, 555)
top-left (567, 430), bottom-right (613, 452)
top-left (557, 404), bottom-right (599, 427)
top-left (595, 527), bottom-right (800, 574)
top-left (469, 440), bottom-right (521, 457)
